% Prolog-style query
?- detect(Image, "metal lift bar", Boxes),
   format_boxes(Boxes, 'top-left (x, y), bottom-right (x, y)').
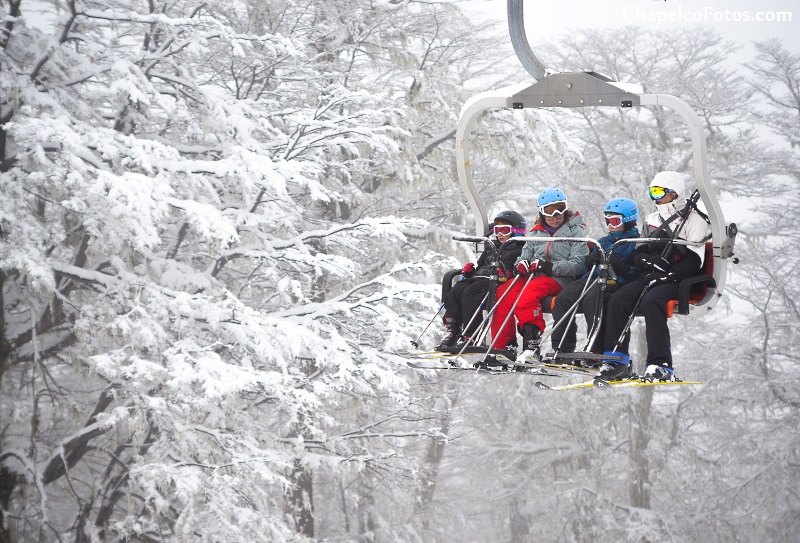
top-left (507, 0), bottom-right (547, 80)
top-left (454, 72), bottom-right (730, 313)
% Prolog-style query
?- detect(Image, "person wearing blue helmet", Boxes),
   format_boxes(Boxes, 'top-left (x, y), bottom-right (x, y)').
top-left (491, 189), bottom-right (588, 362)
top-left (436, 210), bottom-right (527, 350)
top-left (549, 197), bottom-right (641, 355)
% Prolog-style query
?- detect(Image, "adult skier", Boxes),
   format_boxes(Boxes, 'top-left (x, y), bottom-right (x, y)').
top-left (598, 171), bottom-right (709, 381)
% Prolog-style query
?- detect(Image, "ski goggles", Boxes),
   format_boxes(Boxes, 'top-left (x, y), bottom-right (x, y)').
top-left (493, 225), bottom-right (525, 236)
top-left (649, 186), bottom-right (676, 201)
top-left (604, 214), bottom-right (624, 228)
top-left (538, 201), bottom-right (568, 217)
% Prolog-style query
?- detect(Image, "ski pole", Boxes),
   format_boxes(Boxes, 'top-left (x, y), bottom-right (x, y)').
top-left (457, 274), bottom-right (521, 357)
top-left (479, 273), bottom-right (535, 365)
top-left (611, 281), bottom-right (651, 353)
top-left (459, 291), bottom-right (490, 346)
top-left (550, 264), bottom-right (599, 352)
top-left (608, 194), bottom-right (703, 355)
top-left (410, 303), bottom-right (444, 348)
top-left (583, 246), bottom-right (622, 352)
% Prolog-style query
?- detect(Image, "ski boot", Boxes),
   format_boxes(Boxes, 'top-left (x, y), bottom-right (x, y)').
top-left (597, 351), bottom-right (633, 381)
top-left (515, 324), bottom-right (542, 365)
top-left (435, 317), bottom-right (462, 351)
top-left (642, 364), bottom-right (677, 382)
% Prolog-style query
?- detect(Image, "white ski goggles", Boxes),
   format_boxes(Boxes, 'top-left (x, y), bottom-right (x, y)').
top-left (493, 225), bottom-right (525, 236)
top-left (604, 214), bottom-right (624, 228)
top-left (539, 200), bottom-right (567, 217)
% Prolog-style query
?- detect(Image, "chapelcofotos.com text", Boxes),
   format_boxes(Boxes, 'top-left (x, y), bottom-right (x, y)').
top-left (623, 5), bottom-right (793, 24)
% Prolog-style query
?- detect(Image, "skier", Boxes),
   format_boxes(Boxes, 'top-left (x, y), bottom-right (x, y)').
top-left (550, 197), bottom-right (641, 355)
top-left (436, 210), bottom-right (526, 350)
top-left (598, 171), bottom-right (709, 381)
top-left (490, 189), bottom-right (588, 362)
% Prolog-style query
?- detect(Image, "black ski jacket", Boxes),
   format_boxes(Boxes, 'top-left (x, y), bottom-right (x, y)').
top-left (472, 239), bottom-right (525, 279)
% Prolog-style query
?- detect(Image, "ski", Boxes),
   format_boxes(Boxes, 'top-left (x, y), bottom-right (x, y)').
top-left (395, 346), bottom-right (515, 362)
top-left (595, 378), bottom-right (705, 389)
top-left (545, 351), bottom-right (625, 364)
top-left (407, 361), bottom-right (559, 377)
top-left (394, 349), bottom-right (459, 360)
top-left (511, 351), bottom-right (628, 377)
top-left (535, 376), bottom-right (705, 391)
top-left (513, 360), bottom-right (599, 376)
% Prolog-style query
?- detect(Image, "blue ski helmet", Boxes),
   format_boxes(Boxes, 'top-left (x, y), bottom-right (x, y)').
top-left (494, 210), bottom-right (527, 235)
top-left (603, 198), bottom-right (639, 223)
top-left (537, 188), bottom-right (567, 214)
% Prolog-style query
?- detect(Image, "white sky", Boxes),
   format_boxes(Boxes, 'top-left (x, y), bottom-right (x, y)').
top-left (465, 0), bottom-right (798, 64)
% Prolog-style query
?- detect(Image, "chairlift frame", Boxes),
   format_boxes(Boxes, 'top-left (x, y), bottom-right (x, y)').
top-left (454, 0), bottom-right (737, 314)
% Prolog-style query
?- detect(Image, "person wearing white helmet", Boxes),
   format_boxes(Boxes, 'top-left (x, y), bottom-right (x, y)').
top-left (598, 171), bottom-right (709, 381)
top-left (550, 197), bottom-right (642, 356)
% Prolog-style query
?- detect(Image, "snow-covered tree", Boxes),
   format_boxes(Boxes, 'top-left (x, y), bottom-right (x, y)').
top-left (2, 0), bottom-right (557, 540)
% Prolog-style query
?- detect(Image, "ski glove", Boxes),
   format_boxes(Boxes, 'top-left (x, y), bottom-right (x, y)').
top-left (532, 259), bottom-right (554, 276)
top-left (497, 267), bottom-right (509, 282)
top-left (645, 271), bottom-right (679, 288)
top-left (608, 255), bottom-right (631, 276)
top-left (585, 251), bottom-right (602, 268)
top-left (515, 260), bottom-right (531, 276)
top-left (461, 262), bottom-right (475, 275)
top-left (637, 255), bottom-right (670, 273)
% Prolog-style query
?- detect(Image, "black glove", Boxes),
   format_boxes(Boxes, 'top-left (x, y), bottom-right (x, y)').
top-left (645, 271), bottom-right (679, 288)
top-left (638, 255), bottom-right (670, 274)
top-left (608, 255), bottom-right (630, 276)
top-left (535, 260), bottom-right (553, 276)
top-left (584, 251), bottom-right (602, 268)
top-left (633, 253), bottom-right (651, 271)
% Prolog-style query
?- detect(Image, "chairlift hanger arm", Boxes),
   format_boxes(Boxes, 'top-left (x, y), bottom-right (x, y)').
top-left (508, 0), bottom-right (547, 80)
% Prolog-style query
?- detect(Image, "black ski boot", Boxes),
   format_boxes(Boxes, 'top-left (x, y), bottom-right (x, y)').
top-left (435, 317), bottom-right (462, 351)
top-left (516, 324), bottom-right (541, 364)
top-left (597, 351), bottom-right (633, 381)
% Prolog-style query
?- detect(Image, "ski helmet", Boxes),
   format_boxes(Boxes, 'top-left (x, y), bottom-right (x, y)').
top-left (603, 198), bottom-right (639, 223)
top-left (650, 171), bottom-right (685, 199)
top-left (537, 188), bottom-right (567, 208)
top-left (494, 210), bottom-right (527, 235)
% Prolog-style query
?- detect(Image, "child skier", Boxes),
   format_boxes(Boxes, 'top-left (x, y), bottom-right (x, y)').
top-left (549, 197), bottom-right (641, 355)
top-left (436, 210), bottom-right (526, 350)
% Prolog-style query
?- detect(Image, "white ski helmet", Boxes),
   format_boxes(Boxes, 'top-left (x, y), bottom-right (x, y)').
top-left (650, 171), bottom-right (685, 199)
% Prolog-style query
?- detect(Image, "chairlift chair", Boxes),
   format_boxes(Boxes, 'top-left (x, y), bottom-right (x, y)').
top-left (453, 0), bottom-right (738, 316)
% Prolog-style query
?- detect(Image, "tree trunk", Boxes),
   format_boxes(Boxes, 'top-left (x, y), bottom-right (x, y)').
top-left (418, 387), bottom-right (458, 543)
top-left (629, 330), bottom-right (652, 509)
top-left (0, 270), bottom-right (13, 543)
top-left (285, 458), bottom-right (314, 538)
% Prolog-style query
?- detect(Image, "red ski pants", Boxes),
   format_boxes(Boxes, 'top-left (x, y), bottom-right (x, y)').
top-left (491, 275), bottom-right (563, 349)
